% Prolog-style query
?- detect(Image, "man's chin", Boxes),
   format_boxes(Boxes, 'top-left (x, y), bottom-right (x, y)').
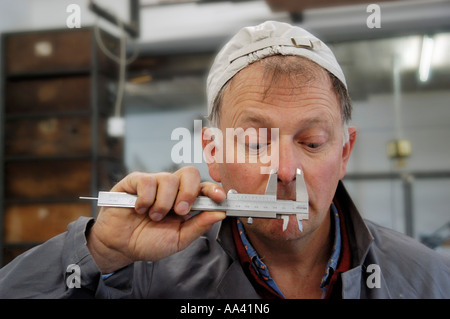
top-left (243, 215), bottom-right (306, 241)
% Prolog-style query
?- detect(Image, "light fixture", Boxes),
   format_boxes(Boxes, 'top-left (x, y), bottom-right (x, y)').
top-left (387, 139), bottom-right (412, 168)
top-left (418, 35), bottom-right (434, 82)
top-left (108, 116), bottom-right (125, 137)
top-left (130, 74), bottom-right (153, 84)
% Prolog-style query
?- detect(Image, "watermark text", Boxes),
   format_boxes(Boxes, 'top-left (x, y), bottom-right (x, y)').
top-left (366, 4), bottom-right (381, 29)
top-left (66, 4), bottom-right (81, 29)
top-left (171, 120), bottom-right (279, 175)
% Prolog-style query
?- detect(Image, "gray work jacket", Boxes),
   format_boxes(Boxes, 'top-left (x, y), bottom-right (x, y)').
top-left (0, 182), bottom-right (449, 298)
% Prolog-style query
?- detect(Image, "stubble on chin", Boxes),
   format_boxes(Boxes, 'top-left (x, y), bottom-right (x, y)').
top-left (240, 215), bottom-right (307, 243)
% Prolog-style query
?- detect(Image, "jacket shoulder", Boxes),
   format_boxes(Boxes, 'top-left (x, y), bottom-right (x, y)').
top-left (364, 220), bottom-right (450, 298)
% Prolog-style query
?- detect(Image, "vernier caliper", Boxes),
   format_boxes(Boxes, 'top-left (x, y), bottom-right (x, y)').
top-left (80, 168), bottom-right (309, 231)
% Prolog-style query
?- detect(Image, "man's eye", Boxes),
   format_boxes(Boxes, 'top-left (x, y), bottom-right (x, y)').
top-left (303, 142), bottom-right (322, 149)
top-left (247, 143), bottom-right (267, 151)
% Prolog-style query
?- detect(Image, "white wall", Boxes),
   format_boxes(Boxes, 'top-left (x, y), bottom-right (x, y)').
top-left (348, 90), bottom-right (450, 173)
top-left (124, 106), bottom-right (210, 179)
top-left (345, 90), bottom-right (450, 240)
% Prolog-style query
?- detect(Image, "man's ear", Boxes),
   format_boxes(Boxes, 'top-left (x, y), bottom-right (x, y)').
top-left (339, 126), bottom-right (357, 179)
top-left (202, 127), bottom-right (222, 182)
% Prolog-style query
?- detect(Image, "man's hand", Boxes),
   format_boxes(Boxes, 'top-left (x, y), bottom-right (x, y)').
top-left (86, 166), bottom-right (226, 274)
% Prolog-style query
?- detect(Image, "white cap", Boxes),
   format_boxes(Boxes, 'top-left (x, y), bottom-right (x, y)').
top-left (206, 21), bottom-right (347, 119)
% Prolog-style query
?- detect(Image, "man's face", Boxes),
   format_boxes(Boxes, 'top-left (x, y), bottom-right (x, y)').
top-left (205, 59), bottom-right (355, 242)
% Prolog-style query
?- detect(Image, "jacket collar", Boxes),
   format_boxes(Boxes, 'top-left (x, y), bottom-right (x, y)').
top-left (215, 217), bottom-right (261, 298)
top-left (216, 216), bottom-right (238, 261)
top-left (334, 181), bottom-right (379, 298)
top-left (334, 181), bottom-right (374, 267)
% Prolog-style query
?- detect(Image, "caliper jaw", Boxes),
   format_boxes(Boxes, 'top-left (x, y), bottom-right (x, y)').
top-left (275, 168), bottom-right (309, 231)
top-left (294, 168), bottom-right (309, 231)
top-left (246, 168), bottom-right (309, 232)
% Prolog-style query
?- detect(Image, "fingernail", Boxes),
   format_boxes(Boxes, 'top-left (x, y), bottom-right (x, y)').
top-left (150, 213), bottom-right (163, 221)
top-left (215, 211), bottom-right (226, 220)
top-left (176, 201), bottom-right (190, 215)
top-left (214, 187), bottom-right (226, 198)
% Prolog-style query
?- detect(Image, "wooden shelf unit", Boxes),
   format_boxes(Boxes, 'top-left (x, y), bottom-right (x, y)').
top-left (0, 27), bottom-right (125, 266)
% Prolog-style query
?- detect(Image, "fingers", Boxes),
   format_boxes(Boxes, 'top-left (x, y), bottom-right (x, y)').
top-left (111, 171), bottom-right (158, 216)
top-left (135, 175), bottom-right (157, 215)
top-left (109, 167), bottom-right (224, 222)
top-left (200, 181), bottom-right (226, 203)
top-left (173, 167), bottom-right (201, 216)
top-left (146, 173), bottom-right (180, 221)
top-left (176, 181), bottom-right (227, 249)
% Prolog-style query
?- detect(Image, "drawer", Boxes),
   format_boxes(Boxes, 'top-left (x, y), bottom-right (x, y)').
top-left (5, 160), bottom-right (92, 200)
top-left (5, 76), bottom-right (91, 114)
top-left (5, 116), bottom-right (92, 157)
top-left (4, 159), bottom-right (124, 200)
top-left (5, 28), bottom-right (119, 76)
top-left (5, 29), bottom-right (92, 75)
top-left (4, 202), bottom-right (92, 243)
top-left (4, 116), bottom-right (123, 157)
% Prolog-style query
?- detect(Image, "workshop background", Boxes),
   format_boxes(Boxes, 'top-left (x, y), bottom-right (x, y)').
top-left (0, 0), bottom-right (449, 266)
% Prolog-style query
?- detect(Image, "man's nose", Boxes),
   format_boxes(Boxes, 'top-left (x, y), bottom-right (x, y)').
top-left (276, 137), bottom-right (300, 185)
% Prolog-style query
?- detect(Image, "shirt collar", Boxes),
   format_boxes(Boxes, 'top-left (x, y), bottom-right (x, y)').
top-left (320, 204), bottom-right (341, 290)
top-left (236, 219), bottom-right (285, 297)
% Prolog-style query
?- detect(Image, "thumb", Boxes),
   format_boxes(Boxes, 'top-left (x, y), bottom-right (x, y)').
top-left (178, 211), bottom-right (226, 251)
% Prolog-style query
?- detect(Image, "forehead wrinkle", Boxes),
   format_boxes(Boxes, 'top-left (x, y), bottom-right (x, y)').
top-left (227, 67), bottom-right (336, 106)
top-left (226, 81), bottom-right (337, 111)
top-left (263, 88), bottom-right (338, 111)
top-left (224, 91), bottom-right (340, 132)
top-left (226, 86), bottom-right (340, 126)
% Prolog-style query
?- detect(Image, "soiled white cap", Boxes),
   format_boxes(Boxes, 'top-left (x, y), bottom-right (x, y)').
top-left (206, 21), bottom-right (347, 119)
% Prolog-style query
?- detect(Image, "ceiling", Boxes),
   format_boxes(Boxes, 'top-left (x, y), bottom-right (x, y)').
top-left (124, 31), bottom-right (450, 110)
top-left (333, 32), bottom-right (450, 100)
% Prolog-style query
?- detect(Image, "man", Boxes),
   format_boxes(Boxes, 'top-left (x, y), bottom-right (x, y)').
top-left (0, 21), bottom-right (449, 299)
